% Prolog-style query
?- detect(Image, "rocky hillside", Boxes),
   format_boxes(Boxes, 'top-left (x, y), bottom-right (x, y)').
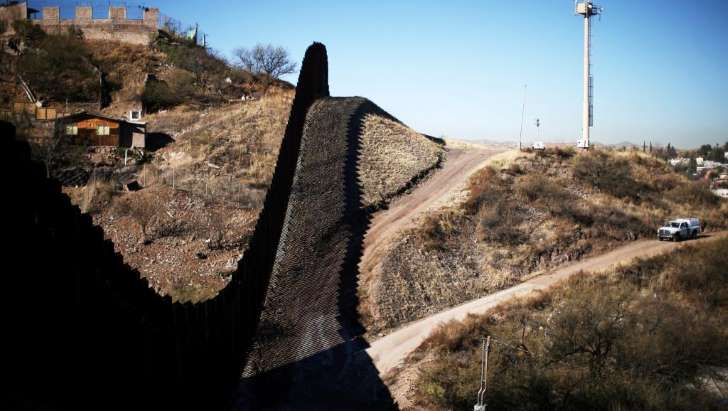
top-left (63, 91), bottom-right (443, 302)
top-left (62, 89), bottom-right (293, 302)
top-left (1, 20), bottom-right (280, 118)
top-left (367, 147), bottom-right (728, 334)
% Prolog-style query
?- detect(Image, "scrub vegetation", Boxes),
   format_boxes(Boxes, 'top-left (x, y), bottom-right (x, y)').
top-left (369, 148), bottom-right (727, 334)
top-left (411, 236), bottom-right (728, 410)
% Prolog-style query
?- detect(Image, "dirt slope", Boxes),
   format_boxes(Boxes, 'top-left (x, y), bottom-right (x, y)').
top-left (367, 231), bottom-right (728, 384)
top-left (359, 145), bottom-right (506, 334)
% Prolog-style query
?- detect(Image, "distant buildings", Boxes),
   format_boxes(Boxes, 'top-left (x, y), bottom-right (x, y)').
top-left (697, 160), bottom-right (724, 174)
top-left (669, 157), bottom-right (690, 167)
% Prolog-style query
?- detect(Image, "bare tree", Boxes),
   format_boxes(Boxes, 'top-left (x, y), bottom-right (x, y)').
top-left (233, 44), bottom-right (297, 79)
top-left (113, 193), bottom-right (158, 244)
top-left (39, 120), bottom-right (67, 178)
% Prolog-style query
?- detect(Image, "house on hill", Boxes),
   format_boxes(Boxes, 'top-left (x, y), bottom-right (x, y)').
top-left (57, 112), bottom-right (146, 148)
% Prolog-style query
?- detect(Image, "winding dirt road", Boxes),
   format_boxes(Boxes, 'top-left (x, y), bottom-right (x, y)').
top-left (358, 143), bottom-right (507, 331)
top-left (366, 231), bottom-right (728, 377)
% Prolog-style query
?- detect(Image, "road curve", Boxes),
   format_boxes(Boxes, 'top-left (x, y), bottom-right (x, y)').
top-left (359, 144), bottom-right (507, 330)
top-left (366, 231), bottom-right (728, 377)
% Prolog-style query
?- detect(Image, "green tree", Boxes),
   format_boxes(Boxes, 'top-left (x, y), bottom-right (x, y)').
top-left (698, 144), bottom-right (712, 157)
top-left (666, 143), bottom-right (677, 159)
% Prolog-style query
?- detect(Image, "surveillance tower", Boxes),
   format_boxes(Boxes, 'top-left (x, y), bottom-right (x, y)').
top-left (575, 1), bottom-right (602, 149)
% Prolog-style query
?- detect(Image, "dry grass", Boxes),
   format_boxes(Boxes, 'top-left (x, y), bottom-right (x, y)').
top-left (370, 148), bottom-right (728, 334)
top-left (150, 88), bottom-right (293, 187)
top-left (409, 237), bottom-right (728, 410)
top-left (359, 113), bottom-right (443, 207)
top-left (86, 40), bottom-right (162, 111)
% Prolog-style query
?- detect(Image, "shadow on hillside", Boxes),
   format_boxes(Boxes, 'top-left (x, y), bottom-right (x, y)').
top-left (145, 132), bottom-right (174, 151)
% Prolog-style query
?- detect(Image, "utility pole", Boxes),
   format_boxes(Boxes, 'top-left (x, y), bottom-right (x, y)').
top-left (519, 85), bottom-right (527, 150)
top-left (474, 336), bottom-right (491, 411)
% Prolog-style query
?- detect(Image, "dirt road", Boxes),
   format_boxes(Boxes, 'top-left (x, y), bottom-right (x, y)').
top-left (359, 144), bottom-right (507, 330)
top-left (366, 231), bottom-right (728, 377)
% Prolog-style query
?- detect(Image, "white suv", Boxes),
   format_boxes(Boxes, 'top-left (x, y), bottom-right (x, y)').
top-left (657, 218), bottom-right (701, 241)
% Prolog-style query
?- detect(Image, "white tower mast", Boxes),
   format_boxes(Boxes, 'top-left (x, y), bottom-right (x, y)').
top-left (576, 1), bottom-right (601, 149)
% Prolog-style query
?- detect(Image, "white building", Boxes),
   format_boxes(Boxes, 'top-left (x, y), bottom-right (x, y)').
top-left (703, 160), bottom-right (723, 169)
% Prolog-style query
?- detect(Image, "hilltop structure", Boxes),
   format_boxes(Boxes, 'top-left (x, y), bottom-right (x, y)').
top-left (0, 2), bottom-right (159, 45)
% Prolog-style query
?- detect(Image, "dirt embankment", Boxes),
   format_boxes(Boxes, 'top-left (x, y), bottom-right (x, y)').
top-left (367, 147), bottom-right (728, 334)
top-left (358, 145), bottom-right (507, 336)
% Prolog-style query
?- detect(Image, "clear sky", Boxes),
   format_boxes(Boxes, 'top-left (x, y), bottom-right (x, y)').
top-left (30, 1), bottom-right (728, 148)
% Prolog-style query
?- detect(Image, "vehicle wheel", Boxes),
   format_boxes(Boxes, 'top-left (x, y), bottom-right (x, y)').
top-left (673, 234), bottom-right (680, 242)
top-left (692, 230), bottom-right (698, 239)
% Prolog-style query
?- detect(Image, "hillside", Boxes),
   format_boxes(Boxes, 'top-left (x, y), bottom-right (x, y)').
top-left (62, 91), bottom-right (443, 302)
top-left (405, 236), bottom-right (728, 410)
top-left (365, 147), bottom-right (728, 334)
top-left (1, 20), bottom-right (283, 120)
top-left (1, 20), bottom-right (296, 301)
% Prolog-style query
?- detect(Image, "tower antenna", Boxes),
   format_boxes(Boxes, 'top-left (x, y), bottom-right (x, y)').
top-left (575, 1), bottom-right (602, 150)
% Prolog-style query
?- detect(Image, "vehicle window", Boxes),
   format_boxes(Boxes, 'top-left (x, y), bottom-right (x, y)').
top-left (671, 222), bottom-right (679, 228)
top-left (681, 223), bottom-right (687, 228)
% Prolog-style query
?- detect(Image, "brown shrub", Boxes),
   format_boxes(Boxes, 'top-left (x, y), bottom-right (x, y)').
top-left (420, 211), bottom-right (463, 251)
top-left (515, 174), bottom-right (572, 204)
top-left (667, 181), bottom-right (720, 208)
top-left (112, 193), bottom-right (158, 241)
top-left (573, 150), bottom-right (647, 201)
top-left (80, 178), bottom-right (116, 214)
top-left (465, 167), bottom-right (526, 245)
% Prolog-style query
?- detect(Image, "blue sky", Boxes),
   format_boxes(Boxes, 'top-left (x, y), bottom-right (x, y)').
top-left (31, 1), bottom-right (728, 148)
